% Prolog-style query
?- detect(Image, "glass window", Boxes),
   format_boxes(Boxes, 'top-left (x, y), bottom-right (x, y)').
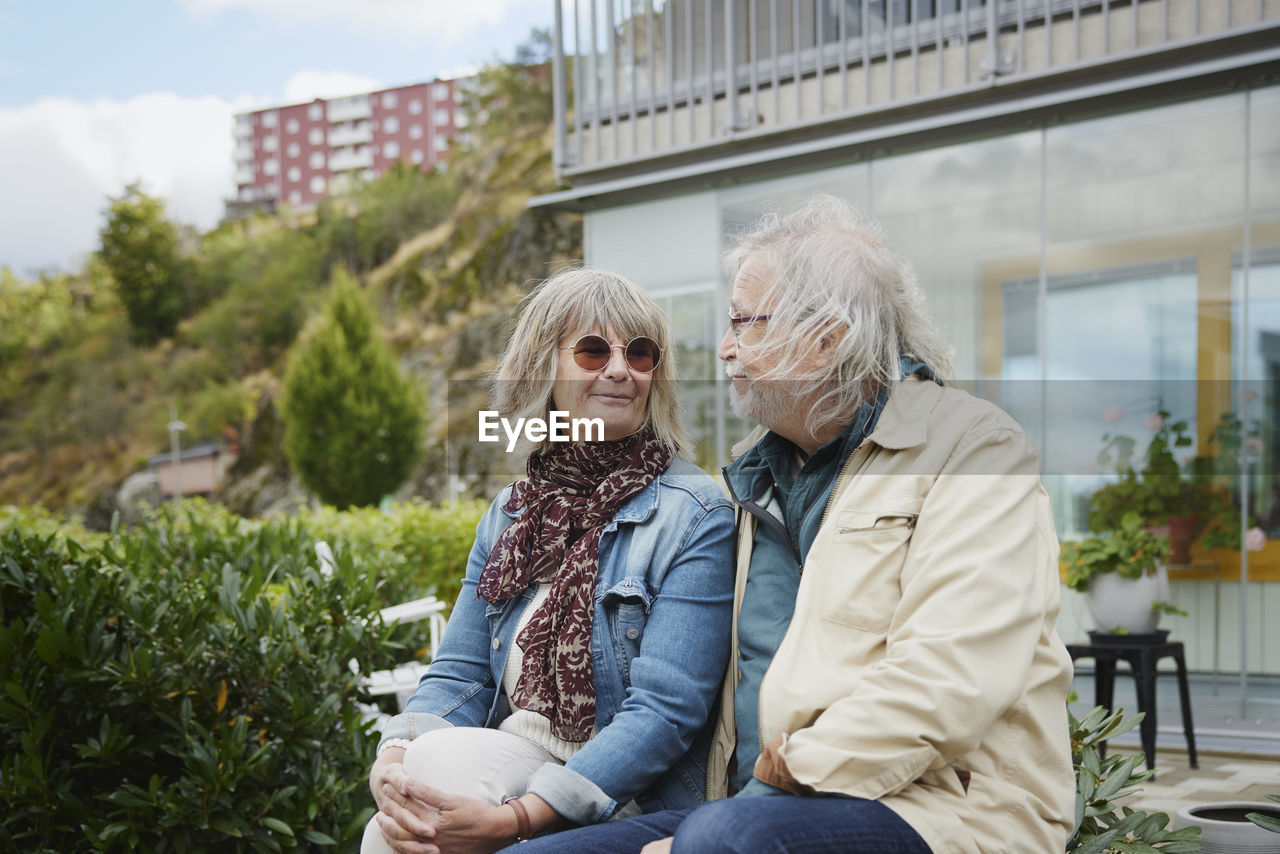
top-left (308, 103), bottom-right (323, 121)
top-left (309, 127), bottom-right (323, 145)
top-left (289, 190), bottom-right (302, 204)
top-left (310, 175), bottom-right (326, 193)
top-left (286, 142), bottom-right (300, 158)
top-left (409, 124), bottom-right (423, 139)
top-left (384, 116), bottom-right (399, 133)
top-left (383, 141), bottom-right (400, 159)
top-left (262, 135), bottom-right (278, 152)
top-left (434, 108), bottom-right (450, 126)
top-left (433, 136), bottom-right (448, 152)
top-left (411, 149), bottom-right (424, 164)
top-left (310, 151), bottom-right (325, 169)
top-left (262, 111), bottom-right (277, 128)
top-left (434, 83), bottom-right (450, 100)
top-left (287, 166), bottom-right (301, 182)
top-left (263, 158), bottom-right (278, 176)
top-left (409, 99), bottom-right (422, 114)
top-left (286, 118), bottom-right (299, 134)
top-left (382, 92), bottom-right (397, 108)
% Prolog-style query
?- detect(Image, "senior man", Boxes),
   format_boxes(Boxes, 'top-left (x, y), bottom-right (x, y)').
top-left (499, 197), bottom-right (1076, 854)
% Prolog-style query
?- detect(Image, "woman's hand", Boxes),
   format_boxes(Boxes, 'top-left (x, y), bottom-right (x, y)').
top-left (640, 837), bottom-right (674, 854)
top-left (378, 781), bottom-right (517, 854)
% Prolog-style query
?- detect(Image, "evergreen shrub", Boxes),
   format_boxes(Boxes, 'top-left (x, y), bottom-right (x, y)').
top-left (0, 502), bottom-right (431, 852)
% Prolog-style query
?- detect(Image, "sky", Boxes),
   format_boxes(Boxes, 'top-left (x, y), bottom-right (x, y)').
top-left (0, 0), bottom-right (550, 276)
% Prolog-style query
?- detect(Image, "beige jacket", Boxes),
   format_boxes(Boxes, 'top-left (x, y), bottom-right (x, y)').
top-left (707, 377), bottom-right (1076, 854)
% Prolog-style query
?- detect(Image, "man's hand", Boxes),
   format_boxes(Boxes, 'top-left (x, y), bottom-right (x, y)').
top-left (640, 836), bottom-right (674, 854)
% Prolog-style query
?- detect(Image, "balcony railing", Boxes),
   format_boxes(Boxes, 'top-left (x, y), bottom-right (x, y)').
top-left (327, 96), bottom-right (372, 124)
top-left (234, 167), bottom-right (254, 186)
top-left (329, 122), bottom-right (373, 147)
top-left (328, 146), bottom-right (374, 172)
top-left (551, 0), bottom-right (1280, 177)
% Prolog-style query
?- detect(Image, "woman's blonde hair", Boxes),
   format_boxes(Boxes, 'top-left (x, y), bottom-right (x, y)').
top-left (491, 267), bottom-right (691, 457)
top-left (725, 195), bottom-right (955, 435)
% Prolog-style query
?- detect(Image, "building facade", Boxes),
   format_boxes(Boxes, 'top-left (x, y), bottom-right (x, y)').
top-left (536, 0), bottom-right (1280, 720)
top-left (230, 78), bottom-right (464, 214)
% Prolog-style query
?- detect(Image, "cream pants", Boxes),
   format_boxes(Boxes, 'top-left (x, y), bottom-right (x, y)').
top-left (361, 727), bottom-right (559, 853)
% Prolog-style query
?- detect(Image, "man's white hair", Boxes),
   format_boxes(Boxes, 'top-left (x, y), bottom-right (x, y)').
top-left (724, 195), bottom-right (954, 435)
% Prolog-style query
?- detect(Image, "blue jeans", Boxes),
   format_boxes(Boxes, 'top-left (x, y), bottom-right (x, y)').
top-left (502, 795), bottom-right (934, 854)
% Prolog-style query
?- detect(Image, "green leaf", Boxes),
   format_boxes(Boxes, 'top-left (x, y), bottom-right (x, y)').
top-left (260, 817), bottom-right (295, 837)
top-left (300, 829), bottom-right (338, 845)
top-left (210, 818), bottom-right (245, 838)
top-left (1246, 811), bottom-right (1280, 833)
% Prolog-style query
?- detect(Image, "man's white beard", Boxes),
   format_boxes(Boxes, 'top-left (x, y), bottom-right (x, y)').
top-left (728, 378), bottom-right (793, 429)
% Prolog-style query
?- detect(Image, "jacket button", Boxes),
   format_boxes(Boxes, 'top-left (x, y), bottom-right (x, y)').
top-left (626, 627), bottom-right (640, 640)
top-left (492, 637), bottom-right (501, 650)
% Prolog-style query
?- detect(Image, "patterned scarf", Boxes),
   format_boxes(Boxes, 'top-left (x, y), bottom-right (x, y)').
top-left (477, 425), bottom-right (671, 742)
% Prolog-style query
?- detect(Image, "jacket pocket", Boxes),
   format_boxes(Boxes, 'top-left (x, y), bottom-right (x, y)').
top-left (819, 510), bottom-right (915, 631)
top-left (600, 578), bottom-right (652, 681)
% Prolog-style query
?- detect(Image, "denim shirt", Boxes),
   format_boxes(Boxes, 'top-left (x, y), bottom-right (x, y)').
top-left (376, 457), bottom-right (735, 826)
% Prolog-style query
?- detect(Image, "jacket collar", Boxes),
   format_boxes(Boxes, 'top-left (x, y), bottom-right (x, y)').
top-left (865, 376), bottom-right (941, 450)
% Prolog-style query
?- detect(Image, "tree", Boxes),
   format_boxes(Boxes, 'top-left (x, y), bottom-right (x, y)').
top-left (98, 183), bottom-right (188, 343)
top-left (281, 270), bottom-right (423, 508)
top-left (461, 28), bottom-right (554, 142)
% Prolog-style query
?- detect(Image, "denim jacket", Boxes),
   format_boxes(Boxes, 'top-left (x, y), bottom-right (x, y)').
top-left (377, 457), bottom-right (735, 826)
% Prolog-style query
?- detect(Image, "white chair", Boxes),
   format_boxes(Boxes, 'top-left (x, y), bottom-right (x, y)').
top-left (315, 541), bottom-right (449, 712)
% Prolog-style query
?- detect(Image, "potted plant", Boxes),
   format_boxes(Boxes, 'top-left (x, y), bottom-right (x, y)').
top-left (1090, 410), bottom-right (1249, 564)
top-left (1063, 511), bottom-right (1175, 634)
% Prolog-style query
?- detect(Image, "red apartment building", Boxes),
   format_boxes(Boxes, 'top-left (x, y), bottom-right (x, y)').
top-left (229, 78), bottom-right (464, 215)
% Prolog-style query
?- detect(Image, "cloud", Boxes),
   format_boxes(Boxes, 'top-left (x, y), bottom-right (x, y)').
top-left (0, 93), bottom-right (236, 274)
top-left (282, 70), bottom-right (383, 103)
top-left (179, 0), bottom-right (541, 45)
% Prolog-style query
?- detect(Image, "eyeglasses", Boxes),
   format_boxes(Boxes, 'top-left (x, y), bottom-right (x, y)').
top-left (727, 311), bottom-right (774, 338)
top-left (561, 335), bottom-right (662, 373)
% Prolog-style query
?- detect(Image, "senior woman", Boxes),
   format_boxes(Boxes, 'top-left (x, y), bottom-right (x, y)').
top-left (363, 268), bottom-right (735, 854)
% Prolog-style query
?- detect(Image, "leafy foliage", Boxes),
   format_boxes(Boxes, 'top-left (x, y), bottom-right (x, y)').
top-left (98, 184), bottom-right (191, 344)
top-left (1067, 706), bottom-right (1203, 853)
top-left (1063, 512), bottom-right (1171, 593)
top-left (1247, 794), bottom-right (1280, 833)
top-left (0, 505), bottom-right (413, 852)
top-left (281, 271), bottom-right (424, 508)
top-left (460, 29), bottom-right (554, 142)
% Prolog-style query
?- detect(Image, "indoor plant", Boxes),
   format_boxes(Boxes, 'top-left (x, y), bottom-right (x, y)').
top-left (1063, 511), bottom-right (1175, 634)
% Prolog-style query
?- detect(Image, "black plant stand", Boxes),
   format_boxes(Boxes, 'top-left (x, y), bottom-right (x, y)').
top-left (1066, 630), bottom-right (1198, 773)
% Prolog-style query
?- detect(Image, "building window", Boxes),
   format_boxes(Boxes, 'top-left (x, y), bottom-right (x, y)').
top-left (289, 190), bottom-right (302, 204)
top-left (308, 102), bottom-right (323, 121)
top-left (262, 111), bottom-right (278, 128)
top-left (286, 118), bottom-right (299, 134)
top-left (310, 176), bottom-right (326, 194)
top-left (383, 141), bottom-right (400, 159)
top-left (384, 116), bottom-right (399, 133)
top-left (310, 151), bottom-right (325, 169)
top-left (409, 124), bottom-right (423, 139)
top-left (362, 169), bottom-right (377, 182)
top-left (409, 99), bottom-right (422, 114)
top-left (287, 166), bottom-right (301, 182)
top-left (286, 142), bottom-right (300, 158)
top-left (434, 108), bottom-right (450, 127)
top-left (433, 136), bottom-right (448, 152)
top-left (263, 158), bottom-right (279, 175)
top-left (263, 135), bottom-right (278, 152)
top-left (411, 149), bottom-right (424, 164)
top-left (433, 83), bottom-right (449, 101)
top-left (382, 92), bottom-right (397, 108)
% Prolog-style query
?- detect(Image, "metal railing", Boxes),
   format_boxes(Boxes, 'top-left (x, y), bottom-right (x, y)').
top-left (551, 0), bottom-right (1279, 174)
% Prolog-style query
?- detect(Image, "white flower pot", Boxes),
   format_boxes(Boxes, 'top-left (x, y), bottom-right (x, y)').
top-left (1082, 563), bottom-right (1169, 635)
top-left (1172, 801), bottom-right (1280, 853)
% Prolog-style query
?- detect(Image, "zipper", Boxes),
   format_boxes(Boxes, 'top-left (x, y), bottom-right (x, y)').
top-left (754, 441), bottom-right (872, 759)
top-left (722, 470), bottom-right (801, 567)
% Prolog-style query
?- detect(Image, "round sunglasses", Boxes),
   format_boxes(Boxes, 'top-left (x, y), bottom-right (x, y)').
top-left (561, 334), bottom-right (662, 373)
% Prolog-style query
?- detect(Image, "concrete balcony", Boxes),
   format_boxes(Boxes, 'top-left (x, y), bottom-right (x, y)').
top-left (327, 95), bottom-right (372, 123)
top-left (328, 146), bottom-right (373, 172)
top-left (233, 117), bottom-right (253, 140)
top-left (329, 122), bottom-right (373, 147)
top-left (550, 0), bottom-right (1280, 181)
top-left (234, 142), bottom-right (254, 162)
top-left (234, 166), bottom-right (254, 186)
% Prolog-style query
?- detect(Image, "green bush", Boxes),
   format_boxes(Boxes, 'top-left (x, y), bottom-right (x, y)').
top-left (281, 271), bottom-right (424, 509)
top-left (0, 503), bottom-right (422, 852)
